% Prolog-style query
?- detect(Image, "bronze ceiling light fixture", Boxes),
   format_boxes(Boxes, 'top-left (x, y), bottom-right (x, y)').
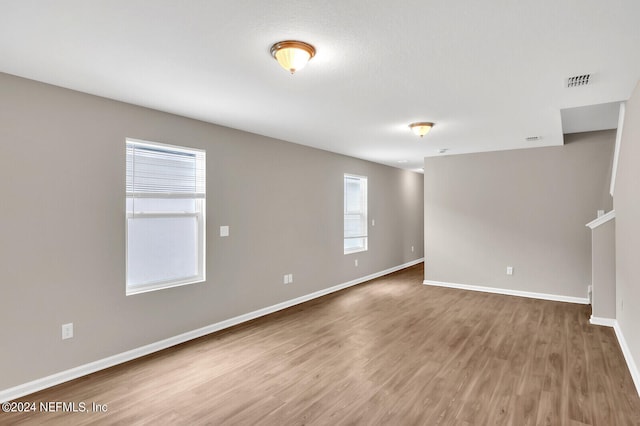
top-left (409, 122), bottom-right (434, 138)
top-left (270, 40), bottom-right (316, 74)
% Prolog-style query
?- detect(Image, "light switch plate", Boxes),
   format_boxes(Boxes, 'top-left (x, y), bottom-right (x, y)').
top-left (220, 226), bottom-right (229, 237)
top-left (62, 323), bottom-right (73, 340)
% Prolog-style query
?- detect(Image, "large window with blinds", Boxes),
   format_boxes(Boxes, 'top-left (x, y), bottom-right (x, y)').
top-left (126, 139), bottom-right (206, 295)
top-left (344, 174), bottom-right (368, 254)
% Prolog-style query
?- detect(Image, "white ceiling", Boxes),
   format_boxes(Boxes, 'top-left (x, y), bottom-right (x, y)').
top-left (1, 1), bottom-right (639, 172)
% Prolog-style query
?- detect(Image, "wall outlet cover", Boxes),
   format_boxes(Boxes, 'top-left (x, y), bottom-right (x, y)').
top-left (62, 323), bottom-right (74, 340)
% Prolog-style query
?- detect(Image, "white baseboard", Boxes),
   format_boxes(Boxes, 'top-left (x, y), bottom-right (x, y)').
top-left (589, 315), bottom-right (617, 327)
top-left (423, 280), bottom-right (589, 304)
top-left (0, 258), bottom-right (424, 403)
top-left (422, 279), bottom-right (638, 397)
top-left (613, 320), bottom-right (640, 397)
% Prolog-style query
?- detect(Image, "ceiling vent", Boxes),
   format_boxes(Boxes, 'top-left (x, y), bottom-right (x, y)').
top-left (525, 136), bottom-right (542, 142)
top-left (567, 74), bottom-right (591, 88)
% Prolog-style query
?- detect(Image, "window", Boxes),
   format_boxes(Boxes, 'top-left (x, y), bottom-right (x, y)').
top-left (344, 174), bottom-right (368, 254)
top-left (126, 139), bottom-right (206, 295)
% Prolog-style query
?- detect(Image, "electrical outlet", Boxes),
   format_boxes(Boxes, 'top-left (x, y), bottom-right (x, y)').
top-left (288, 273), bottom-right (293, 283)
top-left (506, 266), bottom-right (513, 275)
top-left (411, 246), bottom-right (414, 252)
top-left (220, 226), bottom-right (229, 237)
top-left (355, 259), bottom-right (358, 267)
top-left (372, 219), bottom-right (375, 226)
top-left (283, 274), bottom-right (289, 284)
top-left (61, 323), bottom-right (73, 340)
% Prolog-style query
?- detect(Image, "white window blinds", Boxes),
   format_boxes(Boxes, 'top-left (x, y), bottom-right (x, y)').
top-left (125, 138), bottom-right (206, 295)
top-left (126, 141), bottom-right (205, 198)
top-left (344, 174), bottom-right (368, 254)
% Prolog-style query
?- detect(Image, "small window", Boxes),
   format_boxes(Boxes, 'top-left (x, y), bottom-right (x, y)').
top-left (126, 139), bottom-right (206, 295)
top-left (344, 174), bottom-right (368, 254)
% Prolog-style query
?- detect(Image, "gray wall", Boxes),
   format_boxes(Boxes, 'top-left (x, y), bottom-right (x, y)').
top-left (0, 72), bottom-right (424, 390)
top-left (423, 131), bottom-right (614, 298)
top-left (591, 219), bottom-right (616, 319)
top-left (614, 80), bottom-right (640, 381)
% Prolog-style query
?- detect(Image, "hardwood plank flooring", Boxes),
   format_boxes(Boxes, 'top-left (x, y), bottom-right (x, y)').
top-left (3, 264), bottom-right (640, 425)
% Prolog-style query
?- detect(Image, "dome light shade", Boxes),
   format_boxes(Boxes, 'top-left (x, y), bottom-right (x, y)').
top-left (409, 122), bottom-right (434, 137)
top-left (270, 40), bottom-right (316, 74)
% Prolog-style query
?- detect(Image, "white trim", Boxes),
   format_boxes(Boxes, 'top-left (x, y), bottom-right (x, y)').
top-left (126, 276), bottom-right (205, 296)
top-left (613, 320), bottom-right (640, 397)
top-left (0, 258), bottom-right (424, 403)
top-left (126, 137), bottom-right (205, 154)
top-left (586, 210), bottom-right (616, 229)
top-left (344, 245), bottom-right (368, 255)
top-left (583, 317), bottom-right (640, 397)
top-left (127, 212), bottom-right (199, 219)
top-left (422, 280), bottom-right (640, 397)
top-left (343, 173), bottom-right (368, 255)
top-left (127, 193), bottom-right (206, 199)
top-left (126, 139), bottom-right (206, 296)
top-left (610, 102), bottom-right (625, 196)
top-left (423, 280), bottom-right (589, 304)
top-left (589, 315), bottom-right (616, 327)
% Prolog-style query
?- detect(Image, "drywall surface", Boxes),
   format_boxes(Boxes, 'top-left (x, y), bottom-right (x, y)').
top-left (591, 219), bottom-right (616, 319)
top-left (423, 130), bottom-right (614, 298)
top-left (614, 80), bottom-right (640, 385)
top-left (0, 72), bottom-right (424, 389)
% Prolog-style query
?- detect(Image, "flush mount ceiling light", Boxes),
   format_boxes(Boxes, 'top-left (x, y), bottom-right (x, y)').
top-left (270, 40), bottom-right (316, 74)
top-left (409, 122), bottom-right (434, 138)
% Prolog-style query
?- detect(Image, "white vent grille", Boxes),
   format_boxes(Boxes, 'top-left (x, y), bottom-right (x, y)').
top-left (567, 74), bottom-right (591, 88)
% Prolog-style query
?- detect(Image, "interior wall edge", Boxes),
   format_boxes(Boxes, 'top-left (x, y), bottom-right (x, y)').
top-left (614, 320), bottom-right (640, 397)
top-left (423, 279), bottom-right (589, 304)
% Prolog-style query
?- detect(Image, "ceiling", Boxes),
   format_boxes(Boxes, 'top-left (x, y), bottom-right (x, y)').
top-left (1, 1), bottom-right (639, 172)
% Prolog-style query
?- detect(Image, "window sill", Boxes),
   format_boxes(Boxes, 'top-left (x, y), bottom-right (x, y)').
top-left (126, 276), bottom-right (205, 296)
top-left (344, 248), bottom-right (368, 255)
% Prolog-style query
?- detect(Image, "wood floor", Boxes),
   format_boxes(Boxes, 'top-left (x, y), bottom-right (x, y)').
top-left (4, 263), bottom-right (640, 425)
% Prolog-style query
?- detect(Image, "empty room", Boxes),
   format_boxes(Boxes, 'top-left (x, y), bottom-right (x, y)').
top-left (2, 1), bottom-right (640, 425)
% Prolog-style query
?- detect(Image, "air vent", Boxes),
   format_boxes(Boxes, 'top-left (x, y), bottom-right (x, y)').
top-left (525, 136), bottom-right (542, 142)
top-left (567, 74), bottom-right (591, 88)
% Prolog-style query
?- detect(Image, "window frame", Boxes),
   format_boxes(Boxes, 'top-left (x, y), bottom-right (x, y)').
top-left (125, 138), bottom-right (206, 295)
top-left (343, 173), bottom-right (368, 255)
